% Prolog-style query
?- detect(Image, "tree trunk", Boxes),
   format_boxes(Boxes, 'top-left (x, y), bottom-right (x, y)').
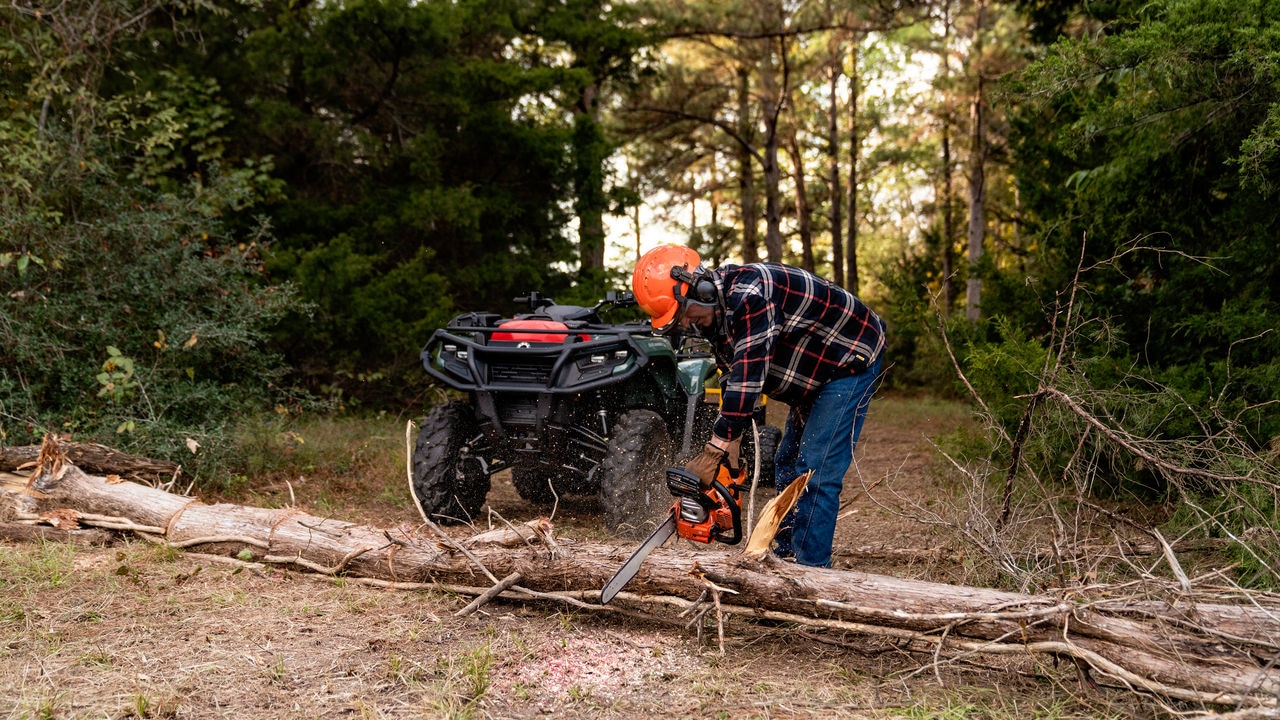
top-left (762, 130), bottom-right (783, 262)
top-left (737, 67), bottom-right (760, 264)
top-left (824, 0), bottom-right (844, 287)
top-left (827, 62), bottom-right (844, 287)
top-left (940, 0), bottom-right (956, 313)
top-left (628, 157), bottom-right (643, 263)
top-left (942, 126), bottom-right (956, 311)
top-left (759, 55), bottom-right (785, 263)
top-left (785, 129), bottom-right (814, 272)
top-left (845, 37), bottom-right (862, 295)
top-left (965, 1), bottom-right (988, 322)
top-left (0, 519), bottom-right (115, 546)
top-left (0, 441), bottom-right (182, 484)
top-left (6, 443), bottom-right (1280, 709)
top-left (575, 82), bottom-right (607, 277)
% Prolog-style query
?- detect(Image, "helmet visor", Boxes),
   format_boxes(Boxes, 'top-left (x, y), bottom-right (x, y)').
top-left (651, 300), bottom-right (684, 335)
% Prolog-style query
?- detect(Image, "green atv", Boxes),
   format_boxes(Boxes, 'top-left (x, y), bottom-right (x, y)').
top-left (413, 290), bottom-right (781, 538)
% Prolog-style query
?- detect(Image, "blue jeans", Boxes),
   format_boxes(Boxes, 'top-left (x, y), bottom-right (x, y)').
top-left (772, 357), bottom-right (881, 567)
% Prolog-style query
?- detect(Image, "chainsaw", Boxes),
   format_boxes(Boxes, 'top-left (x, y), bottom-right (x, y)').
top-left (600, 464), bottom-right (744, 604)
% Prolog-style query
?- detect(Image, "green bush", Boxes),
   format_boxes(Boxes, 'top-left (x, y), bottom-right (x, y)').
top-left (875, 250), bottom-right (967, 396)
top-left (0, 0), bottom-right (306, 481)
top-left (0, 166), bottom-right (304, 480)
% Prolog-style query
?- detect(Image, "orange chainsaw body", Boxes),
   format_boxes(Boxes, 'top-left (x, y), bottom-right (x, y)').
top-left (667, 465), bottom-right (744, 546)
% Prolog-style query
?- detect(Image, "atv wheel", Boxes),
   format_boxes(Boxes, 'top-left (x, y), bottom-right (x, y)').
top-left (411, 401), bottom-right (490, 524)
top-left (511, 468), bottom-right (557, 505)
top-left (599, 410), bottom-right (676, 538)
top-left (743, 424), bottom-right (783, 489)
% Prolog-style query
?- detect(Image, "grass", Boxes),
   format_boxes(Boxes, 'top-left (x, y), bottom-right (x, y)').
top-left (872, 391), bottom-right (977, 427)
top-left (234, 414), bottom-right (408, 480)
top-left (214, 412), bottom-right (414, 524)
top-left (888, 684), bottom-right (1130, 720)
top-left (17, 693), bottom-right (63, 720)
top-left (426, 643), bottom-right (493, 719)
top-left (0, 541), bottom-right (77, 591)
top-left (201, 394), bottom-right (985, 537)
top-left (217, 393), bottom-right (979, 502)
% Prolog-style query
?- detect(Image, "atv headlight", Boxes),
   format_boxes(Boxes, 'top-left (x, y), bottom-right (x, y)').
top-left (567, 346), bottom-right (635, 386)
top-left (585, 349), bottom-right (629, 366)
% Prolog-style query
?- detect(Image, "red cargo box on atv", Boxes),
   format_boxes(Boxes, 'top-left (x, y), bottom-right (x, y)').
top-left (491, 319), bottom-right (591, 344)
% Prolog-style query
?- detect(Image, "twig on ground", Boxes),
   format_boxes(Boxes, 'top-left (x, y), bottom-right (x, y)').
top-left (455, 571), bottom-right (523, 617)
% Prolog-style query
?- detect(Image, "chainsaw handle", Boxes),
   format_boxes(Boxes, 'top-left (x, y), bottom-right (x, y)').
top-left (708, 479), bottom-right (742, 545)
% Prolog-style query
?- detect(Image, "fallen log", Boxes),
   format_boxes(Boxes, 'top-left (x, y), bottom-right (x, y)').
top-left (0, 440), bottom-right (184, 485)
top-left (832, 538), bottom-right (1229, 566)
top-left (5, 438), bottom-right (1280, 709)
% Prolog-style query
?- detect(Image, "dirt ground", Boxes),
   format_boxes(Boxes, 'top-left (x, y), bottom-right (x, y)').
top-left (1, 396), bottom-right (1150, 719)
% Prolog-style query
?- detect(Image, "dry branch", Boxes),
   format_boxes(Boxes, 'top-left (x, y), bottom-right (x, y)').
top-left (6, 439), bottom-right (1280, 709)
top-left (0, 521), bottom-right (115, 546)
top-left (0, 440), bottom-right (183, 485)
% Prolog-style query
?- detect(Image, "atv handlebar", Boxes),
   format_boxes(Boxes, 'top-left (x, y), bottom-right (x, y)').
top-left (513, 291), bottom-right (554, 310)
top-left (512, 290), bottom-right (637, 322)
top-left (601, 290), bottom-right (637, 308)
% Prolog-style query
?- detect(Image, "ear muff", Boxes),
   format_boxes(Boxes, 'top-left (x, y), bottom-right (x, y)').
top-left (692, 275), bottom-right (717, 303)
top-left (670, 266), bottom-right (717, 304)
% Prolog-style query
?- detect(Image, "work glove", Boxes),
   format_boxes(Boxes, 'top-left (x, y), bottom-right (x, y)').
top-left (684, 436), bottom-right (743, 486)
top-left (721, 435), bottom-right (743, 471)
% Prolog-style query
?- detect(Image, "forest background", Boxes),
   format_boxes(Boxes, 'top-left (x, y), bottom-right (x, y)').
top-left (1, 0), bottom-right (1278, 527)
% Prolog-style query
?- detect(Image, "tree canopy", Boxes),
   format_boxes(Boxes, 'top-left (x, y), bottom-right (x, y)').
top-left (1005, 0), bottom-right (1280, 442)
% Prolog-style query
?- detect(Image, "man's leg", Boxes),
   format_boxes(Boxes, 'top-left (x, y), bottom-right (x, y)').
top-left (784, 360), bottom-right (880, 567)
top-left (771, 406), bottom-right (806, 559)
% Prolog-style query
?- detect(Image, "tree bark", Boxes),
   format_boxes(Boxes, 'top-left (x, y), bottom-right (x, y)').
top-left (939, 0), bottom-right (957, 313)
top-left (737, 66), bottom-right (760, 264)
top-left (965, 1), bottom-right (988, 321)
top-left (0, 521), bottom-right (115, 545)
top-left (826, 61), bottom-right (844, 287)
top-left (759, 45), bottom-right (785, 263)
top-left (824, 0), bottom-right (844, 287)
top-left (785, 128), bottom-right (815, 272)
top-left (6, 442), bottom-right (1280, 709)
top-left (845, 36), bottom-right (862, 294)
top-left (575, 82), bottom-right (607, 277)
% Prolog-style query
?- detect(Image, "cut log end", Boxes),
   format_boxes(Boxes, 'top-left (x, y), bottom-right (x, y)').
top-left (741, 470), bottom-right (810, 559)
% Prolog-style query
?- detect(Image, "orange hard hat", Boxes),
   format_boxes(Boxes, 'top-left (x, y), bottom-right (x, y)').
top-left (632, 244), bottom-right (702, 332)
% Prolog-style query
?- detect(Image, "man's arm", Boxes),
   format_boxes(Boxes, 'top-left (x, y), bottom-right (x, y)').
top-left (711, 283), bottom-right (775, 443)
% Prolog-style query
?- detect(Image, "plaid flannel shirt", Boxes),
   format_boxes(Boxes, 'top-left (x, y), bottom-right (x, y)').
top-left (707, 263), bottom-right (886, 442)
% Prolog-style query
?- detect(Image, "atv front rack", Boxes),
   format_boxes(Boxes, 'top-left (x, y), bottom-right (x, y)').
top-left (421, 323), bottom-right (654, 395)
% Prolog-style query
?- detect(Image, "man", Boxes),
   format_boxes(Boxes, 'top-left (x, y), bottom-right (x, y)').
top-left (631, 244), bottom-right (885, 568)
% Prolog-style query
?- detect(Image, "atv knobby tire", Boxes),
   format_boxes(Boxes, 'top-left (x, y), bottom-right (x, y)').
top-left (411, 401), bottom-right (490, 525)
top-left (598, 409), bottom-right (676, 539)
top-left (511, 468), bottom-right (557, 505)
top-left (744, 424), bottom-right (783, 489)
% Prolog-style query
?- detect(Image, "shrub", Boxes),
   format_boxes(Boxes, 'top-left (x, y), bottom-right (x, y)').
top-left (0, 166), bottom-right (303, 480)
